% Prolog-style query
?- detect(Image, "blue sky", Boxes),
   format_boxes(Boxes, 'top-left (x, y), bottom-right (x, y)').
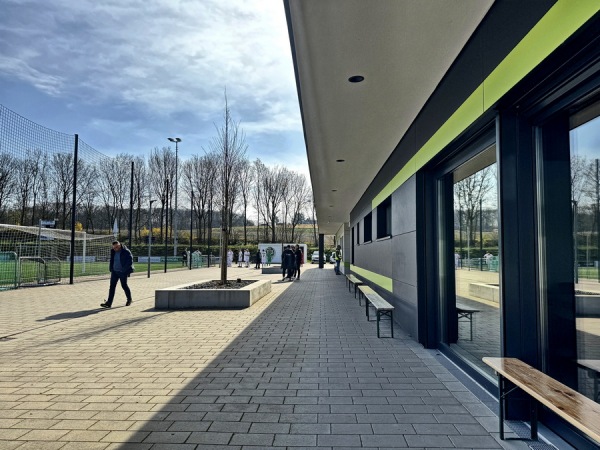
top-left (0, 0), bottom-right (308, 177)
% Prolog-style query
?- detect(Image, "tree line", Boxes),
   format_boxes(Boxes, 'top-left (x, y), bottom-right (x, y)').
top-left (0, 120), bottom-right (315, 248)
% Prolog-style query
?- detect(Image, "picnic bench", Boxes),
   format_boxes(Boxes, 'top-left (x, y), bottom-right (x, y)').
top-left (483, 357), bottom-right (600, 444)
top-left (346, 274), bottom-right (364, 298)
top-left (456, 304), bottom-right (479, 341)
top-left (357, 284), bottom-right (394, 338)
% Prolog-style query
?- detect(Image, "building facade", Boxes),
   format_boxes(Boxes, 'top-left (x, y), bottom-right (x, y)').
top-left (286, 1), bottom-right (600, 448)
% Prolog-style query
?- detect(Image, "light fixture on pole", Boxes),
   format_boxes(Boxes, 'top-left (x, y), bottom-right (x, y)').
top-left (167, 137), bottom-right (181, 257)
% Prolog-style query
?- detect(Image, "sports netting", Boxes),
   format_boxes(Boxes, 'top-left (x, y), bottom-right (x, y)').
top-left (0, 104), bottom-right (120, 288)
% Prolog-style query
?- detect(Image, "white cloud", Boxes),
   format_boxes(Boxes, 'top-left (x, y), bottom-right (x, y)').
top-left (0, 0), bottom-right (308, 189)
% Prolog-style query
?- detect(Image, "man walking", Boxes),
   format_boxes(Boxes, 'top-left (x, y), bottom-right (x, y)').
top-left (101, 241), bottom-right (134, 308)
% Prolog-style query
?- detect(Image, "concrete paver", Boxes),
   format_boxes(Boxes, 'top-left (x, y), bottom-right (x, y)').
top-left (0, 265), bottom-right (540, 449)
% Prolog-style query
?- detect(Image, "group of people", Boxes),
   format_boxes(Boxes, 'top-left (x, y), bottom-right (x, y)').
top-left (226, 248), bottom-right (252, 268)
top-left (281, 244), bottom-right (303, 281)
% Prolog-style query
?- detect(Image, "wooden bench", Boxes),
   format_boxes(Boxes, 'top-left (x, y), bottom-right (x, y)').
top-left (358, 285), bottom-right (394, 338)
top-left (483, 357), bottom-right (600, 444)
top-left (456, 304), bottom-right (479, 341)
top-left (346, 274), bottom-right (364, 298)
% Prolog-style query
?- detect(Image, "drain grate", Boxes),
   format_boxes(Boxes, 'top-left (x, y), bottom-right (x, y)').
top-left (506, 421), bottom-right (557, 450)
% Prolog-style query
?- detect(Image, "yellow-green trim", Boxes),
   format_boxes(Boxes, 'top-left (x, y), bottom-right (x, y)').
top-left (372, 0), bottom-right (600, 209)
top-left (350, 265), bottom-right (393, 292)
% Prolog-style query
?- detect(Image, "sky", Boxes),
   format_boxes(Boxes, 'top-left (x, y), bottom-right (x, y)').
top-left (0, 0), bottom-right (309, 179)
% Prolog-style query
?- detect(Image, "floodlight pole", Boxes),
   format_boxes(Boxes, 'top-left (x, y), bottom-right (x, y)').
top-left (168, 137), bottom-right (181, 258)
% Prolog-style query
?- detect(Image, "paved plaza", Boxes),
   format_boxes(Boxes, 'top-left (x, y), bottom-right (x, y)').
top-left (0, 265), bottom-right (560, 449)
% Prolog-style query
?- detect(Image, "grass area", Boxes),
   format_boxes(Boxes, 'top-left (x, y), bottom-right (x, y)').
top-left (0, 260), bottom-right (191, 289)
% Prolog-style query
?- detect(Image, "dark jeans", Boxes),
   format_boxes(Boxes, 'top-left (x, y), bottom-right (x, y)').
top-left (335, 260), bottom-right (341, 274)
top-left (106, 271), bottom-right (131, 305)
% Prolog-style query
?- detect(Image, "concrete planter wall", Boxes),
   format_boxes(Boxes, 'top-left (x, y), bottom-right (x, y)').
top-left (155, 279), bottom-right (271, 310)
top-left (468, 282), bottom-right (500, 303)
top-left (576, 295), bottom-right (600, 317)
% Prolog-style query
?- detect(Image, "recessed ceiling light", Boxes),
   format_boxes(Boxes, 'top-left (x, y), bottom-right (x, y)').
top-left (336, 159), bottom-right (345, 162)
top-left (348, 75), bottom-right (364, 83)
top-left (332, 189), bottom-right (337, 192)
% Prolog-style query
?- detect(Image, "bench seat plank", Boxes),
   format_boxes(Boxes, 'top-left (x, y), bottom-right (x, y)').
top-left (346, 275), bottom-right (364, 298)
top-left (366, 294), bottom-right (394, 311)
top-left (357, 285), bottom-right (374, 306)
top-left (483, 357), bottom-right (600, 443)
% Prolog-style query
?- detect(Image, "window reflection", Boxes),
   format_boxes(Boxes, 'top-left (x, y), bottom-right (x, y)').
top-left (451, 146), bottom-right (500, 379)
top-left (570, 113), bottom-right (600, 402)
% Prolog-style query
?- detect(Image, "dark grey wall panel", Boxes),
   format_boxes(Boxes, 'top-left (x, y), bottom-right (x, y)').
top-left (392, 280), bottom-right (418, 339)
top-left (354, 239), bottom-right (392, 279)
top-left (391, 232), bottom-right (417, 287)
top-left (392, 175), bottom-right (417, 236)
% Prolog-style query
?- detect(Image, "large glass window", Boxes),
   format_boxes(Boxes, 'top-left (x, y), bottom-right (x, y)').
top-left (364, 212), bottom-right (372, 242)
top-left (448, 145), bottom-right (500, 379)
top-left (570, 108), bottom-right (600, 402)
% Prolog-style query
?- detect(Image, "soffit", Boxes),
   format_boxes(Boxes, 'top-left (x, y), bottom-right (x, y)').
top-left (287, 0), bottom-right (494, 235)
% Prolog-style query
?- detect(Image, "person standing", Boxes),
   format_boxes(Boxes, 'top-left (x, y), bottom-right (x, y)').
top-left (244, 249), bottom-right (250, 268)
top-left (484, 251), bottom-right (493, 268)
top-left (255, 249), bottom-right (262, 269)
top-left (293, 244), bottom-right (303, 280)
top-left (181, 248), bottom-right (188, 267)
top-left (334, 244), bottom-right (342, 275)
top-left (101, 241), bottom-right (134, 308)
top-left (237, 248), bottom-right (243, 267)
top-left (227, 249), bottom-right (233, 267)
top-left (281, 245), bottom-right (294, 281)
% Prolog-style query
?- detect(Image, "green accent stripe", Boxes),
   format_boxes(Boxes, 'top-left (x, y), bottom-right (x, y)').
top-left (350, 265), bottom-right (393, 292)
top-left (372, 0), bottom-right (600, 209)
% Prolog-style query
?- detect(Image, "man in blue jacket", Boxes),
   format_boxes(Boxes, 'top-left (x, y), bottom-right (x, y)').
top-left (101, 241), bottom-right (134, 308)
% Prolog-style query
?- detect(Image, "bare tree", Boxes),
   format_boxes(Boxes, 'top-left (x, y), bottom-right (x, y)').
top-left (51, 152), bottom-right (76, 229)
top-left (237, 158), bottom-right (253, 244)
top-left (96, 154), bottom-right (132, 234)
top-left (454, 166), bottom-right (495, 247)
top-left (252, 159), bottom-right (267, 242)
top-left (148, 147), bottom-right (176, 243)
top-left (207, 94), bottom-right (248, 283)
top-left (132, 156), bottom-right (147, 243)
top-left (261, 165), bottom-right (290, 243)
top-left (77, 160), bottom-right (99, 233)
top-left (0, 153), bottom-right (16, 222)
top-left (288, 172), bottom-right (311, 242)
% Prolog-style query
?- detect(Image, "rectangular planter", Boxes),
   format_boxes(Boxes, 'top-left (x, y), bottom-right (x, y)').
top-left (155, 279), bottom-right (271, 309)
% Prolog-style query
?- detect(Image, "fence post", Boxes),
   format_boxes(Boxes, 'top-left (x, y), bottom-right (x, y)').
top-left (69, 134), bottom-right (79, 285)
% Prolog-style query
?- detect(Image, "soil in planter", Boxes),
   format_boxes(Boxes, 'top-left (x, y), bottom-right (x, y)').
top-left (183, 279), bottom-right (255, 290)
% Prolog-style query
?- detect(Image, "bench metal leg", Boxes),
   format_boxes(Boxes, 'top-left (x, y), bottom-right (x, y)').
top-left (365, 298), bottom-right (369, 319)
top-left (377, 311), bottom-right (380, 338)
top-left (499, 374), bottom-right (505, 440)
top-left (530, 398), bottom-right (538, 440)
